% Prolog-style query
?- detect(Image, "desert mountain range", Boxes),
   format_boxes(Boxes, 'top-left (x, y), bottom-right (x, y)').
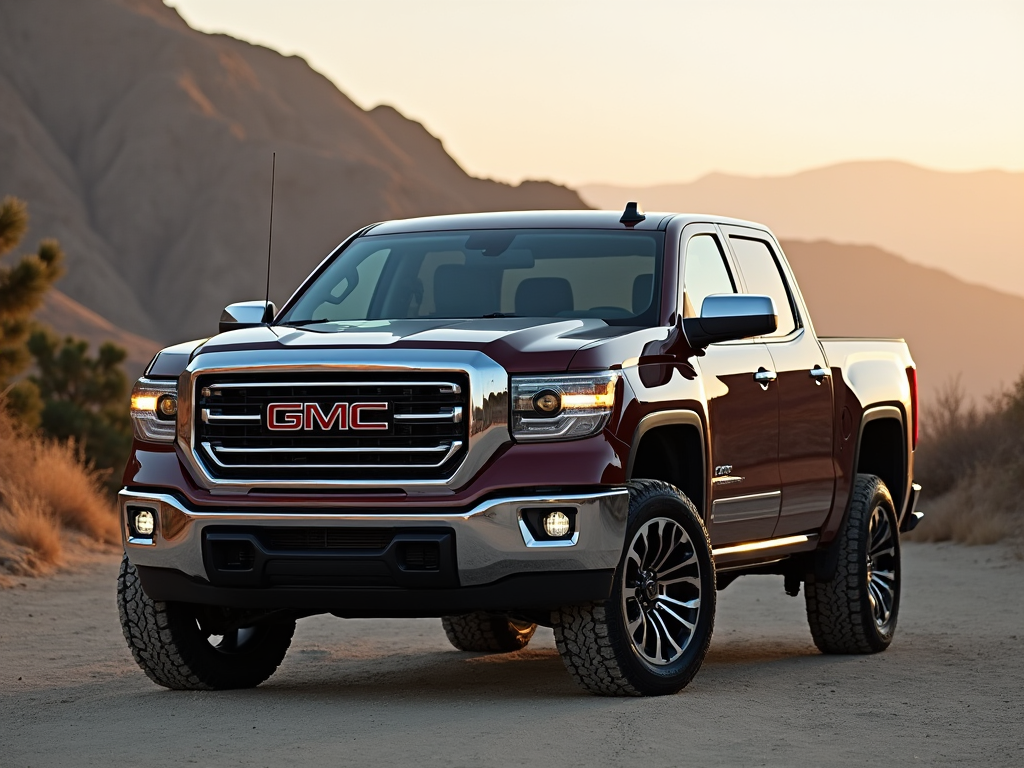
top-left (1, 0), bottom-right (1022, 404)
top-left (0, 0), bottom-right (584, 342)
top-left (582, 163), bottom-right (1024, 299)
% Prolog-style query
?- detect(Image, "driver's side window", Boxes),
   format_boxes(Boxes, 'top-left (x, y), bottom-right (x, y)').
top-left (681, 234), bottom-right (735, 318)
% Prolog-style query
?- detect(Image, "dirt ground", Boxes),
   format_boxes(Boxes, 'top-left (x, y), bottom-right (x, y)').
top-left (2, 542), bottom-right (1022, 767)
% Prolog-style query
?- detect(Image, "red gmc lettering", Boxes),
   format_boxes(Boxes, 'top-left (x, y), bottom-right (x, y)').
top-left (266, 402), bottom-right (387, 430)
top-left (351, 402), bottom-right (388, 430)
top-left (267, 402), bottom-right (303, 430)
top-left (304, 402), bottom-right (348, 430)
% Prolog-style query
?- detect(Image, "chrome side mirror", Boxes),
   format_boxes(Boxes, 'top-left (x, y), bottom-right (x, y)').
top-left (219, 300), bottom-right (276, 334)
top-left (682, 294), bottom-right (777, 348)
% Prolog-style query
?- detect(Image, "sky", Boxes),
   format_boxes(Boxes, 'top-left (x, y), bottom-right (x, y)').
top-left (167, 0), bottom-right (1024, 187)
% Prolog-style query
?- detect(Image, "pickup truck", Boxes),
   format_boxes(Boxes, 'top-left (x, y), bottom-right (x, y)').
top-left (117, 206), bottom-right (922, 696)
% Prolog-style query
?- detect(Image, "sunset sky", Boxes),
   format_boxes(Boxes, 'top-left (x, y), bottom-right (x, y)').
top-left (167, 0), bottom-right (1024, 187)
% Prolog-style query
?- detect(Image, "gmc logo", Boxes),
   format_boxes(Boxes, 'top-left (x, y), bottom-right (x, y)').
top-left (266, 402), bottom-right (388, 431)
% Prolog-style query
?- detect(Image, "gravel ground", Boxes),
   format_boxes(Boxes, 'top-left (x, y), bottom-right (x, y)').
top-left (2, 542), bottom-right (1022, 767)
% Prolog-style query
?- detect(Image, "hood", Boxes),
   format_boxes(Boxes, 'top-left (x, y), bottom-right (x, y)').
top-left (190, 317), bottom-right (639, 373)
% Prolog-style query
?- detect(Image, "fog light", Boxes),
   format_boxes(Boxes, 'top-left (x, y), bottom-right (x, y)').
top-left (134, 509), bottom-right (155, 536)
top-left (543, 510), bottom-right (571, 538)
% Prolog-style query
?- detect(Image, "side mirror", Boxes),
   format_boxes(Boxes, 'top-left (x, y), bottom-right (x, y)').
top-left (219, 300), bottom-right (276, 334)
top-left (682, 294), bottom-right (777, 348)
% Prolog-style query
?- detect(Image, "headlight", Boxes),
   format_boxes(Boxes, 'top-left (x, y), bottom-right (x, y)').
top-left (130, 379), bottom-right (178, 443)
top-left (511, 372), bottom-right (619, 441)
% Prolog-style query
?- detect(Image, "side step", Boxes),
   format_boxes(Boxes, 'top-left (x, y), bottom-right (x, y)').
top-left (900, 482), bottom-right (924, 532)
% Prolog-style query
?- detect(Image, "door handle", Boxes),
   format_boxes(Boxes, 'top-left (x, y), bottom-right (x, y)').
top-left (810, 365), bottom-right (831, 384)
top-left (754, 368), bottom-right (777, 389)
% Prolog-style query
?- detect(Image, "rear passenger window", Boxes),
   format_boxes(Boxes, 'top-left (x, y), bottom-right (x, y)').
top-left (729, 237), bottom-right (797, 337)
top-left (682, 234), bottom-right (735, 318)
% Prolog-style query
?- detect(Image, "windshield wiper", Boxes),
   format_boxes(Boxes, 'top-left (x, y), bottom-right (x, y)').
top-left (479, 312), bottom-right (517, 318)
top-left (278, 318), bottom-right (330, 328)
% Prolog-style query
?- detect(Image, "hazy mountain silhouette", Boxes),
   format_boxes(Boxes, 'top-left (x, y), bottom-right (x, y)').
top-left (780, 240), bottom-right (1024, 404)
top-left (582, 162), bottom-right (1024, 299)
top-left (0, 0), bottom-right (585, 342)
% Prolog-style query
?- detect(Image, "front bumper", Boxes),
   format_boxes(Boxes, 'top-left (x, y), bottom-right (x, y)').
top-left (120, 487), bottom-right (629, 594)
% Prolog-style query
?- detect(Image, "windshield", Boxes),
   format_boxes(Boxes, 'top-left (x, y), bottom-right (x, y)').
top-left (281, 229), bottom-right (664, 327)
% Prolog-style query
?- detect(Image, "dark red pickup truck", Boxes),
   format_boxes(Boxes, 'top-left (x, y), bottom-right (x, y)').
top-left (118, 207), bottom-right (921, 696)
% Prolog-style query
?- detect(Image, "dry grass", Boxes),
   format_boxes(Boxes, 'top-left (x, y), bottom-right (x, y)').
top-left (0, 405), bottom-right (118, 577)
top-left (906, 465), bottom-right (1022, 546)
top-left (910, 373), bottom-right (1024, 546)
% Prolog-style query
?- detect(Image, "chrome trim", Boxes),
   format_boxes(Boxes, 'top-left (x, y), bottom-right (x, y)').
top-left (711, 475), bottom-right (745, 486)
top-left (120, 488), bottom-right (629, 586)
top-left (201, 409), bottom-right (261, 424)
top-left (393, 406), bottom-right (463, 422)
top-left (176, 349), bottom-right (509, 493)
top-left (711, 490), bottom-right (781, 524)
top-left (201, 440), bottom-right (463, 469)
top-left (206, 380), bottom-right (462, 393)
top-left (753, 369), bottom-right (778, 383)
top-left (517, 514), bottom-right (581, 548)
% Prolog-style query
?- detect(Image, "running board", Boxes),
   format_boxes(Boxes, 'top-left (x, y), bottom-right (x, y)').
top-left (712, 533), bottom-right (819, 564)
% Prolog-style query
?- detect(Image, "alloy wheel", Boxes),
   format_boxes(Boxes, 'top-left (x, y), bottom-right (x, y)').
top-left (621, 517), bottom-right (702, 666)
top-left (866, 505), bottom-right (897, 630)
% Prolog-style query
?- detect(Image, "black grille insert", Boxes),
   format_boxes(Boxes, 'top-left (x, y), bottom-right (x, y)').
top-left (258, 528), bottom-right (394, 552)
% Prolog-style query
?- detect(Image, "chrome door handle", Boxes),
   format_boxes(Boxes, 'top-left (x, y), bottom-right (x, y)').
top-left (754, 368), bottom-right (777, 388)
top-left (810, 365), bottom-right (831, 384)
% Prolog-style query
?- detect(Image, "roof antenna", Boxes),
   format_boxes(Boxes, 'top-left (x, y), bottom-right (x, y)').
top-left (620, 201), bottom-right (646, 227)
top-left (263, 152), bottom-right (276, 324)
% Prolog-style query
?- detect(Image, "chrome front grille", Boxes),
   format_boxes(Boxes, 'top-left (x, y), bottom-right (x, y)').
top-left (193, 373), bottom-right (469, 481)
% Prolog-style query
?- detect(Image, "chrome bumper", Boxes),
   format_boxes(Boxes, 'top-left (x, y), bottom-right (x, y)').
top-left (120, 488), bottom-right (630, 587)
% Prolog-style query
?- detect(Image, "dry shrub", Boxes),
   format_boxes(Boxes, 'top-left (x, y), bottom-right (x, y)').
top-left (0, 405), bottom-right (118, 575)
top-left (0, 494), bottom-right (62, 567)
top-left (911, 372), bottom-right (1024, 546)
top-left (907, 464), bottom-right (1021, 545)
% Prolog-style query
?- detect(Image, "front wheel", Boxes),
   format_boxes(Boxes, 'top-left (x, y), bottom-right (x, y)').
top-left (805, 473), bottom-right (901, 654)
top-left (117, 555), bottom-right (295, 690)
top-left (553, 480), bottom-right (716, 696)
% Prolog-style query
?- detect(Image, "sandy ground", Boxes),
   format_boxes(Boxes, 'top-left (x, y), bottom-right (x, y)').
top-left (2, 542), bottom-right (1022, 767)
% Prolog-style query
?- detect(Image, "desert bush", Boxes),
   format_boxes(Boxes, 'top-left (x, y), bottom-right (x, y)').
top-left (910, 372), bottom-right (1024, 544)
top-left (0, 404), bottom-right (117, 576)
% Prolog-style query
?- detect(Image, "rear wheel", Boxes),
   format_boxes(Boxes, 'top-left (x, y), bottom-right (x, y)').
top-left (805, 474), bottom-right (901, 654)
top-left (553, 480), bottom-right (715, 696)
top-left (441, 612), bottom-right (537, 653)
top-left (117, 555), bottom-right (295, 689)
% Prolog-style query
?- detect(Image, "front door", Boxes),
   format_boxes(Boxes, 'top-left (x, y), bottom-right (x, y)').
top-left (722, 226), bottom-right (836, 536)
top-left (681, 225), bottom-right (782, 546)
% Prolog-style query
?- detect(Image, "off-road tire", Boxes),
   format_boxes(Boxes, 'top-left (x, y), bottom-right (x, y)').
top-left (805, 473), bottom-right (901, 654)
top-left (440, 612), bottom-right (537, 652)
top-left (117, 555), bottom-right (295, 689)
top-left (552, 480), bottom-right (716, 696)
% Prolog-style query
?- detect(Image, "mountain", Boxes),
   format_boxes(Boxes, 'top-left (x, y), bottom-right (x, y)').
top-left (780, 240), bottom-right (1024, 405)
top-left (35, 290), bottom-right (161, 381)
top-left (0, 0), bottom-right (586, 343)
top-left (581, 162), bottom-right (1024, 299)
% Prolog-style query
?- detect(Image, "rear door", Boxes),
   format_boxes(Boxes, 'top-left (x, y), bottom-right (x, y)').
top-left (722, 225), bottom-right (836, 536)
top-left (681, 224), bottom-right (782, 545)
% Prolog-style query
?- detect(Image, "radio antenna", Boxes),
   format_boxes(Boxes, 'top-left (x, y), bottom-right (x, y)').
top-left (263, 151), bottom-right (276, 324)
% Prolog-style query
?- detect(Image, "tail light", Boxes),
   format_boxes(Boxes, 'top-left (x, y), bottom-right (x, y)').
top-left (906, 367), bottom-right (918, 449)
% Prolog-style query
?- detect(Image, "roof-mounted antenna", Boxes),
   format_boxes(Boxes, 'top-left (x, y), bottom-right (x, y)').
top-left (620, 201), bottom-right (646, 226)
top-left (263, 152), bottom-right (276, 324)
